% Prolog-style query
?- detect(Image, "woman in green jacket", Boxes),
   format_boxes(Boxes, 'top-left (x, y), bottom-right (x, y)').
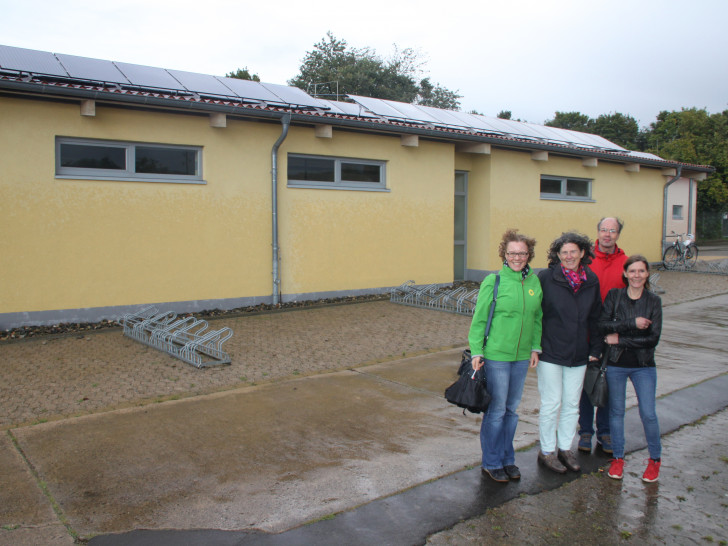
top-left (469, 229), bottom-right (543, 483)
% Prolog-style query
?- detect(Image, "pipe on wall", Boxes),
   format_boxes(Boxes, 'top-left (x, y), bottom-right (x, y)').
top-left (662, 165), bottom-right (683, 253)
top-left (271, 114), bottom-right (291, 305)
top-left (687, 178), bottom-right (695, 236)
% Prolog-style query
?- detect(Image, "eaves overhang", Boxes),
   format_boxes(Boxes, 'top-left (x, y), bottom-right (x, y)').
top-left (0, 73), bottom-right (714, 176)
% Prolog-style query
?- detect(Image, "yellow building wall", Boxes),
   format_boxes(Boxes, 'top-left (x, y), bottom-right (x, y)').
top-left (0, 97), bottom-right (279, 314)
top-left (455, 151), bottom-right (492, 272)
top-left (279, 131), bottom-right (454, 294)
top-left (463, 149), bottom-right (667, 270)
top-left (0, 96), bottom-right (455, 317)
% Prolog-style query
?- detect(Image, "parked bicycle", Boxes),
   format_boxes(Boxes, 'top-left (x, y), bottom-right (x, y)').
top-left (662, 232), bottom-right (699, 269)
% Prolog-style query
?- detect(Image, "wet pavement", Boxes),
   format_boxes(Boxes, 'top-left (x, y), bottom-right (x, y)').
top-left (0, 272), bottom-right (727, 545)
top-left (427, 407), bottom-right (728, 545)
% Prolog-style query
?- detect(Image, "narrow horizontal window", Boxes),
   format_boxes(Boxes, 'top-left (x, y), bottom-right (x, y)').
top-left (288, 153), bottom-right (387, 191)
top-left (540, 175), bottom-right (592, 201)
top-left (60, 143), bottom-right (126, 170)
top-left (56, 137), bottom-right (203, 184)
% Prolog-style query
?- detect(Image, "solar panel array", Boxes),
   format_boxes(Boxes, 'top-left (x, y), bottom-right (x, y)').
top-left (0, 44), bottom-right (335, 110)
top-left (348, 95), bottom-right (627, 151)
top-left (0, 44), bottom-right (649, 155)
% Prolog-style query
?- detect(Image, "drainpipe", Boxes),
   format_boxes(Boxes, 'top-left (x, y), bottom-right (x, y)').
top-left (687, 178), bottom-right (695, 236)
top-left (662, 165), bottom-right (683, 254)
top-left (271, 114), bottom-right (291, 305)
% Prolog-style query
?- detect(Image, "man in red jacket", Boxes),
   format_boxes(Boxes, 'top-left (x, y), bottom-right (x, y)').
top-left (579, 217), bottom-right (627, 454)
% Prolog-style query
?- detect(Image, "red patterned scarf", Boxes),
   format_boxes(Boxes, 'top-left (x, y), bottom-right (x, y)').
top-left (561, 264), bottom-right (587, 292)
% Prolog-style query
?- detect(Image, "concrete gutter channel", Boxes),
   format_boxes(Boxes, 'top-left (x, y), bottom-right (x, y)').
top-left (2, 293), bottom-right (727, 545)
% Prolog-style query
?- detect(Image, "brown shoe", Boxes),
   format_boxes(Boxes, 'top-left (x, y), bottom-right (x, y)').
top-left (538, 451), bottom-right (566, 474)
top-left (558, 449), bottom-right (581, 472)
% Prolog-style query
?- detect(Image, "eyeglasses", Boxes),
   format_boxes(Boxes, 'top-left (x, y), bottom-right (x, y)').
top-left (599, 228), bottom-right (618, 234)
top-left (505, 252), bottom-right (529, 258)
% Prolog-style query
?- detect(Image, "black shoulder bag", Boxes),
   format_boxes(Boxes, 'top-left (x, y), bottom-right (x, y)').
top-left (445, 275), bottom-right (500, 414)
top-left (584, 293), bottom-right (620, 408)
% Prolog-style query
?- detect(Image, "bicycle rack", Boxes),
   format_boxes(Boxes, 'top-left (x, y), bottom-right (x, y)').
top-left (390, 281), bottom-right (479, 315)
top-left (120, 306), bottom-right (233, 368)
top-left (649, 273), bottom-right (665, 294)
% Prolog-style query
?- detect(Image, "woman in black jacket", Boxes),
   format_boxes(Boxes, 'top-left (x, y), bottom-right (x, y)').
top-left (600, 255), bottom-right (663, 482)
top-left (537, 232), bottom-right (602, 474)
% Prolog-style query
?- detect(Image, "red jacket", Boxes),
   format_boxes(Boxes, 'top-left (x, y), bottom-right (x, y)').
top-left (589, 244), bottom-right (628, 302)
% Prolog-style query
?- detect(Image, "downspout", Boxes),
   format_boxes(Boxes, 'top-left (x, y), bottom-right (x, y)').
top-left (662, 165), bottom-right (683, 254)
top-left (271, 114), bottom-right (291, 305)
top-left (687, 178), bottom-right (695, 236)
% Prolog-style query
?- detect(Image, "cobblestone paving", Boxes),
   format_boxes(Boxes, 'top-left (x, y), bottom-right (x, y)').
top-left (426, 408), bottom-right (728, 545)
top-left (0, 302), bottom-right (471, 429)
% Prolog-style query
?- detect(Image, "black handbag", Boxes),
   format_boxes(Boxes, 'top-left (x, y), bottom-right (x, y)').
top-left (446, 275), bottom-right (500, 413)
top-left (445, 369), bottom-right (491, 414)
top-left (585, 296), bottom-right (620, 408)
top-left (584, 352), bottom-right (609, 408)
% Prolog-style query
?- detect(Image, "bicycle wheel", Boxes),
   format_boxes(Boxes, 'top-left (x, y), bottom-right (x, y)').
top-left (662, 246), bottom-right (680, 269)
top-left (685, 245), bottom-right (699, 268)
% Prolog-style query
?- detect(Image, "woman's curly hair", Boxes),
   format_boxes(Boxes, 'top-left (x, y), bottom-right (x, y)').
top-left (546, 231), bottom-right (595, 266)
top-left (498, 229), bottom-right (536, 263)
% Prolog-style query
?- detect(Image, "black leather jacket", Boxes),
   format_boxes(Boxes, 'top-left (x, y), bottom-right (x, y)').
top-left (598, 287), bottom-right (662, 366)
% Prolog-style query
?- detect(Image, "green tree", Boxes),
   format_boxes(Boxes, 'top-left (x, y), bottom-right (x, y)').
top-left (417, 78), bottom-right (461, 109)
top-left (644, 108), bottom-right (728, 212)
top-left (226, 67), bottom-right (260, 82)
top-left (289, 32), bottom-right (460, 108)
top-left (544, 111), bottom-right (592, 132)
top-left (497, 110), bottom-right (512, 119)
top-left (591, 113), bottom-right (640, 149)
top-left (546, 111), bottom-right (640, 149)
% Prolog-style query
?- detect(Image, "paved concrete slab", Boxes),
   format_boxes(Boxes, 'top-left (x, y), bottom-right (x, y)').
top-left (11, 358), bottom-right (484, 538)
top-left (86, 374), bottom-right (728, 546)
top-left (0, 433), bottom-right (73, 546)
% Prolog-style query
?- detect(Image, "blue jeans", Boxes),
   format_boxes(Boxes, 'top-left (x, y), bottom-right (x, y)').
top-left (481, 359), bottom-right (530, 470)
top-left (578, 389), bottom-right (610, 437)
top-left (606, 366), bottom-right (661, 460)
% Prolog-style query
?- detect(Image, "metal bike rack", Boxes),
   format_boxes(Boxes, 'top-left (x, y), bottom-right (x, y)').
top-left (120, 305), bottom-right (233, 368)
top-left (390, 281), bottom-right (479, 316)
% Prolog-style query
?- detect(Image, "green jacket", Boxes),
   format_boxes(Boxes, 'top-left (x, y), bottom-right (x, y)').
top-left (468, 264), bottom-right (543, 361)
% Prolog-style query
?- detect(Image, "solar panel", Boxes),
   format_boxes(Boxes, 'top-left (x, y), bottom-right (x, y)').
top-left (218, 77), bottom-right (283, 103)
top-left (348, 95), bottom-right (409, 120)
top-left (443, 110), bottom-right (505, 133)
top-left (317, 99), bottom-right (379, 117)
top-left (167, 69), bottom-right (233, 97)
top-left (56, 53), bottom-right (128, 83)
top-left (379, 101), bottom-right (442, 124)
top-left (261, 82), bottom-right (331, 109)
top-left (411, 104), bottom-right (474, 128)
top-left (114, 62), bottom-right (184, 90)
top-left (0, 45), bottom-right (67, 77)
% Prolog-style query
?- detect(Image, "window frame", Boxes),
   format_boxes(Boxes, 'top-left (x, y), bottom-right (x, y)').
top-left (55, 137), bottom-right (205, 184)
top-left (539, 175), bottom-right (594, 202)
top-left (672, 204), bottom-right (684, 220)
top-left (287, 153), bottom-right (388, 191)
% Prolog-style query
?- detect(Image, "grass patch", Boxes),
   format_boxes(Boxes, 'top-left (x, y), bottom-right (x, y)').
top-left (306, 514), bottom-right (335, 524)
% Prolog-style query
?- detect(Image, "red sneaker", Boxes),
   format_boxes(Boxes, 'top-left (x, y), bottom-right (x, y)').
top-left (607, 458), bottom-right (624, 480)
top-left (642, 458), bottom-right (661, 483)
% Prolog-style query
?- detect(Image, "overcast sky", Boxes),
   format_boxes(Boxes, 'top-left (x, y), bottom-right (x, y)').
top-left (2, 0), bottom-right (726, 127)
